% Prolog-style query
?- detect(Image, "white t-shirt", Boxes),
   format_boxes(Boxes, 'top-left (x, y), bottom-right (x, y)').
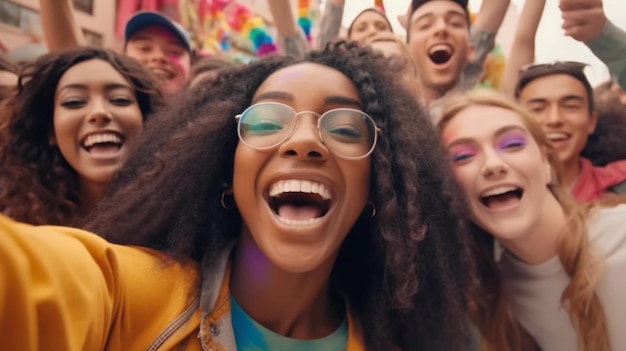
top-left (499, 204), bottom-right (626, 351)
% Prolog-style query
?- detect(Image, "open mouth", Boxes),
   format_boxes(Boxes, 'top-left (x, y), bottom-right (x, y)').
top-left (268, 180), bottom-right (332, 227)
top-left (149, 67), bottom-right (175, 80)
top-left (546, 132), bottom-right (570, 143)
top-left (428, 44), bottom-right (453, 65)
top-left (81, 132), bottom-right (124, 154)
top-left (479, 186), bottom-right (523, 210)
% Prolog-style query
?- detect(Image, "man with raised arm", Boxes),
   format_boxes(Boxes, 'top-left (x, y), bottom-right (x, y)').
top-left (559, 0), bottom-right (626, 90)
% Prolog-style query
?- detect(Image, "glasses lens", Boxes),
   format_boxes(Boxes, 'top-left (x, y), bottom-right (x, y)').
top-left (319, 109), bottom-right (377, 158)
top-left (238, 103), bottom-right (295, 149)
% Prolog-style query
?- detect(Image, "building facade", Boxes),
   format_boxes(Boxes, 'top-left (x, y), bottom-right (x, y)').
top-left (0, 0), bottom-right (116, 61)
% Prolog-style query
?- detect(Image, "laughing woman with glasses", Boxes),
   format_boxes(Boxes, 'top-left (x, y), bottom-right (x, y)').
top-left (0, 42), bottom-right (475, 350)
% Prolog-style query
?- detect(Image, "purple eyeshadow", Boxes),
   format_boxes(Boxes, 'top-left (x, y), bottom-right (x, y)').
top-left (497, 135), bottom-right (527, 151)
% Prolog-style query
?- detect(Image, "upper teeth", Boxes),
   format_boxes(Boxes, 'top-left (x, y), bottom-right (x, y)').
top-left (269, 180), bottom-right (331, 200)
top-left (547, 132), bottom-right (568, 141)
top-left (481, 186), bottom-right (518, 198)
top-left (83, 133), bottom-right (122, 148)
top-left (429, 44), bottom-right (451, 54)
top-left (151, 68), bottom-right (172, 79)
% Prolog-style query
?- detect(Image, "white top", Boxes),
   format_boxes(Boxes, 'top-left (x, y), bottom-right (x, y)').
top-left (499, 204), bottom-right (626, 351)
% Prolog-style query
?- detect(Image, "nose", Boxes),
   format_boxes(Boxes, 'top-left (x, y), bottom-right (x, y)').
top-left (363, 25), bottom-right (376, 39)
top-left (149, 46), bottom-right (167, 63)
top-left (545, 104), bottom-right (563, 126)
top-left (433, 17), bottom-right (448, 35)
top-left (278, 114), bottom-right (329, 161)
top-left (481, 147), bottom-right (508, 177)
top-left (87, 99), bottom-right (112, 126)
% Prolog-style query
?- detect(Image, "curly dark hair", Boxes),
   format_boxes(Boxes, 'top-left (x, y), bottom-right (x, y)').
top-left (187, 55), bottom-right (238, 88)
top-left (582, 81), bottom-right (626, 166)
top-left (83, 41), bottom-right (475, 350)
top-left (0, 47), bottom-right (163, 226)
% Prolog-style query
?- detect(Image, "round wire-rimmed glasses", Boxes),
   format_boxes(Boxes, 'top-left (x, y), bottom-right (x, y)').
top-left (235, 102), bottom-right (382, 160)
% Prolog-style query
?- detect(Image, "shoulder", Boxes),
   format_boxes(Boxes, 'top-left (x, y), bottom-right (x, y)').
top-left (587, 204), bottom-right (626, 254)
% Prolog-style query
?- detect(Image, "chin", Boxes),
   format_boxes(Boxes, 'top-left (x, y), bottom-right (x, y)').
top-left (428, 76), bottom-right (457, 91)
top-left (267, 245), bottom-right (333, 274)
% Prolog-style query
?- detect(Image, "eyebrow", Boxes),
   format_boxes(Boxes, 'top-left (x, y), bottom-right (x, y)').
top-left (560, 95), bottom-right (586, 104)
top-left (447, 125), bottom-right (528, 148)
top-left (526, 94), bottom-right (585, 104)
top-left (413, 10), bottom-right (466, 24)
top-left (56, 83), bottom-right (133, 99)
top-left (252, 91), bottom-right (363, 108)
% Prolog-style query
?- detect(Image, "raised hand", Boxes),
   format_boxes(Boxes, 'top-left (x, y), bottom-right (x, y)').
top-left (559, 0), bottom-right (607, 43)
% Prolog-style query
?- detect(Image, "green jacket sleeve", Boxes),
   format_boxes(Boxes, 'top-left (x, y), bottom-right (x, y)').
top-left (586, 20), bottom-right (626, 89)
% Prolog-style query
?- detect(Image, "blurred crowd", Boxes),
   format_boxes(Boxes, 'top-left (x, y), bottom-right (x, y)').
top-left (1, 0), bottom-right (626, 350)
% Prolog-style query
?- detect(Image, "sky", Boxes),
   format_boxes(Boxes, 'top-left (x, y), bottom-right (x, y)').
top-left (339, 0), bottom-right (626, 86)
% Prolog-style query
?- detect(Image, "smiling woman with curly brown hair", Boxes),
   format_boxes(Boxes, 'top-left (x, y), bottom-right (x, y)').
top-left (0, 47), bottom-right (163, 226)
top-left (0, 41), bottom-right (475, 351)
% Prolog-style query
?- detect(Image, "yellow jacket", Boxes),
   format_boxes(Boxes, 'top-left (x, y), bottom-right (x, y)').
top-left (0, 214), bottom-right (366, 350)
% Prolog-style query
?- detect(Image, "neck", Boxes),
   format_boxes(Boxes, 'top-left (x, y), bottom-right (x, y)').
top-left (230, 232), bottom-right (342, 339)
top-left (79, 178), bottom-right (108, 216)
top-left (561, 157), bottom-right (582, 191)
top-left (420, 83), bottom-right (446, 104)
top-left (501, 192), bottom-right (566, 265)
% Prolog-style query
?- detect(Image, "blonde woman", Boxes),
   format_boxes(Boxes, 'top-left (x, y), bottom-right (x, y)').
top-left (437, 90), bottom-right (625, 351)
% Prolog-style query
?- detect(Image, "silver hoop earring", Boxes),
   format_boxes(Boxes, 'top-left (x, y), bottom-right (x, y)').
top-left (220, 191), bottom-right (235, 210)
top-left (368, 202), bottom-right (376, 218)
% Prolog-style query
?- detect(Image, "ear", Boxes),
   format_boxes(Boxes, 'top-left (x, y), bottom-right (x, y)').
top-left (48, 134), bottom-right (57, 146)
top-left (587, 111), bottom-right (599, 135)
top-left (222, 182), bottom-right (234, 195)
top-left (466, 43), bottom-right (476, 63)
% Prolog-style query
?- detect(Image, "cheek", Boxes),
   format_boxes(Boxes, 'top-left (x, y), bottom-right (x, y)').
top-left (52, 109), bottom-right (78, 141)
top-left (232, 144), bottom-right (263, 200)
top-left (122, 107), bottom-right (145, 138)
top-left (452, 166), bottom-right (477, 197)
top-left (168, 55), bottom-right (191, 78)
top-left (342, 160), bottom-right (372, 203)
top-left (125, 48), bottom-right (149, 63)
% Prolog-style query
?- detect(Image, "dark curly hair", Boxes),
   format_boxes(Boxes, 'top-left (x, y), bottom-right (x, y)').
top-left (582, 81), bottom-right (626, 166)
top-left (83, 41), bottom-right (475, 350)
top-left (0, 47), bottom-right (163, 226)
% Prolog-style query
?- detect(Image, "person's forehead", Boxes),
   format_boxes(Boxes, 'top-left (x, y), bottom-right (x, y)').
top-left (444, 105), bottom-right (526, 142)
top-left (129, 25), bottom-right (185, 47)
top-left (254, 63), bottom-right (359, 100)
top-left (411, 0), bottom-right (466, 21)
top-left (354, 10), bottom-right (387, 24)
top-left (520, 74), bottom-right (589, 101)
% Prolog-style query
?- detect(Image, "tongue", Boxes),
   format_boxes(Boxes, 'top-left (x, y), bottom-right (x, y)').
top-left (87, 144), bottom-right (121, 156)
top-left (485, 193), bottom-right (519, 210)
top-left (278, 204), bottom-right (322, 220)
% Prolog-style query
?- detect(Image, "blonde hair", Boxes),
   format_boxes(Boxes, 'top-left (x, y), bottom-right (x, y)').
top-left (438, 90), bottom-right (610, 351)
